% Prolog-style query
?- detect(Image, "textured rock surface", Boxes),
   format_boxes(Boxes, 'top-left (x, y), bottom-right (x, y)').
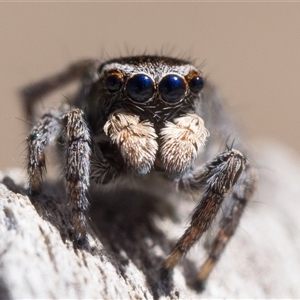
top-left (0, 141), bottom-right (300, 299)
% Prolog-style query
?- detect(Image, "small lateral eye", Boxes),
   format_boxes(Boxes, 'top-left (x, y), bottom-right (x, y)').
top-left (189, 75), bottom-right (204, 94)
top-left (159, 75), bottom-right (186, 103)
top-left (106, 74), bottom-right (123, 93)
top-left (126, 74), bottom-right (154, 103)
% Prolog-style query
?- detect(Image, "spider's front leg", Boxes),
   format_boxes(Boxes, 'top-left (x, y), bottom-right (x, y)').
top-left (195, 161), bottom-right (256, 290)
top-left (28, 106), bottom-right (119, 246)
top-left (162, 148), bottom-right (255, 289)
top-left (62, 109), bottom-right (91, 246)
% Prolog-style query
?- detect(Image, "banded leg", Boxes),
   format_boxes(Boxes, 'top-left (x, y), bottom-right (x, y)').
top-left (196, 163), bottom-right (256, 290)
top-left (62, 109), bottom-right (91, 246)
top-left (162, 148), bottom-right (246, 273)
top-left (27, 107), bottom-right (66, 193)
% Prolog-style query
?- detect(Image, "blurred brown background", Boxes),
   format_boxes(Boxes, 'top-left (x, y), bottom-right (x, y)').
top-left (1, 3), bottom-right (300, 171)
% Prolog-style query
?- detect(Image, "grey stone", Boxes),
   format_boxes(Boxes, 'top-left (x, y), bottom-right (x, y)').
top-left (0, 141), bottom-right (299, 299)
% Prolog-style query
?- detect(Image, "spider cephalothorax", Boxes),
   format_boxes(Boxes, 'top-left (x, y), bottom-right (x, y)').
top-left (86, 56), bottom-right (209, 178)
top-left (23, 55), bottom-right (256, 291)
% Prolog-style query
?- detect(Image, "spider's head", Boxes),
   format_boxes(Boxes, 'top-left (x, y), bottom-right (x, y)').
top-left (87, 55), bottom-right (205, 127)
top-left (87, 56), bottom-right (208, 177)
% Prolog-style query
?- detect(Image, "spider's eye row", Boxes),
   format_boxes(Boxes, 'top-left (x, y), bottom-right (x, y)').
top-left (105, 71), bottom-right (203, 103)
top-left (126, 74), bottom-right (154, 103)
top-left (159, 75), bottom-right (186, 103)
top-left (188, 75), bottom-right (204, 94)
top-left (106, 73), bottom-right (123, 93)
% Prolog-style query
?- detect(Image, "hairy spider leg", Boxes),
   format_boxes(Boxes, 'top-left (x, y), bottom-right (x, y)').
top-left (27, 106), bottom-right (67, 193)
top-left (62, 109), bottom-right (91, 246)
top-left (195, 162), bottom-right (256, 290)
top-left (162, 149), bottom-right (249, 278)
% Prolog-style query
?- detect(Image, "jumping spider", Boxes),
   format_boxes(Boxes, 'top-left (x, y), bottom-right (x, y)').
top-left (22, 55), bottom-right (256, 290)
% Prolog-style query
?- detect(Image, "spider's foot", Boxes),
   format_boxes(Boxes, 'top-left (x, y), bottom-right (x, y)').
top-left (194, 278), bottom-right (207, 292)
top-left (195, 257), bottom-right (214, 291)
top-left (73, 233), bottom-right (89, 249)
top-left (160, 266), bottom-right (173, 281)
top-left (158, 266), bottom-right (175, 297)
top-left (27, 187), bottom-right (41, 197)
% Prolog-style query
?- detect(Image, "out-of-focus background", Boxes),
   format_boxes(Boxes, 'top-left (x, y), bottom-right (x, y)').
top-left (1, 3), bottom-right (300, 171)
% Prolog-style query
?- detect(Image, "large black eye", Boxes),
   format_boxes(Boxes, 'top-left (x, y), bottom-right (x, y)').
top-left (126, 74), bottom-right (154, 103)
top-left (189, 76), bottom-right (204, 94)
top-left (159, 75), bottom-right (186, 103)
top-left (106, 74), bottom-right (123, 93)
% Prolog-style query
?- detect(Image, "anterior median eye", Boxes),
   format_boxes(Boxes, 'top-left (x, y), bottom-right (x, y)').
top-left (126, 74), bottom-right (154, 103)
top-left (159, 75), bottom-right (186, 103)
top-left (106, 74), bottom-right (123, 93)
top-left (189, 75), bottom-right (204, 94)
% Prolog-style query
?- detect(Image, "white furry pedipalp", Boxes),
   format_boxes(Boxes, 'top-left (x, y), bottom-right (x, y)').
top-left (159, 114), bottom-right (210, 176)
top-left (104, 111), bottom-right (158, 174)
